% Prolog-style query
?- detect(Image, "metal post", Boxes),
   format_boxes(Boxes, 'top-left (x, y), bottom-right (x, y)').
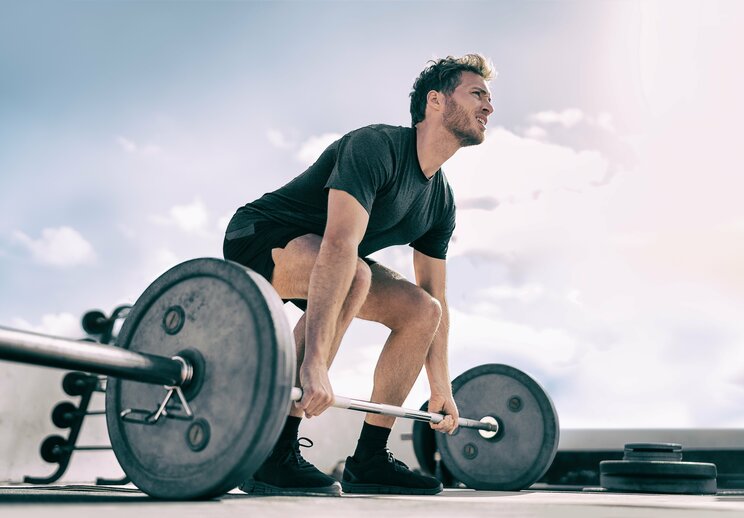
top-left (0, 326), bottom-right (188, 386)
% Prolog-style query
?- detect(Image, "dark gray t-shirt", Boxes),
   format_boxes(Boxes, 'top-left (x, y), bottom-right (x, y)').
top-left (227, 124), bottom-right (456, 259)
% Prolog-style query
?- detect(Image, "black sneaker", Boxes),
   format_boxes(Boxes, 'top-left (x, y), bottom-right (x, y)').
top-left (240, 437), bottom-right (341, 496)
top-left (341, 449), bottom-right (443, 495)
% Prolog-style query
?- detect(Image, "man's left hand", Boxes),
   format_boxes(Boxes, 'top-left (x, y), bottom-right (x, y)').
top-left (428, 393), bottom-right (459, 434)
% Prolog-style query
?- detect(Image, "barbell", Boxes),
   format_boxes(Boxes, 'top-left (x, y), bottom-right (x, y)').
top-left (0, 258), bottom-right (559, 499)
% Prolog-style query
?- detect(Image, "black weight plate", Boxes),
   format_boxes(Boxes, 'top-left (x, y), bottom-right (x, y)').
top-left (600, 460), bottom-right (717, 494)
top-left (435, 364), bottom-right (559, 490)
top-left (411, 401), bottom-right (453, 486)
top-left (40, 435), bottom-right (69, 463)
top-left (62, 371), bottom-right (97, 396)
top-left (81, 310), bottom-right (108, 335)
top-left (106, 258), bottom-right (295, 500)
top-left (623, 443), bottom-right (683, 462)
top-left (52, 402), bottom-right (79, 428)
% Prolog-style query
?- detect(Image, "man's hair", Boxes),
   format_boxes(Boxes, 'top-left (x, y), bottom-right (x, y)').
top-left (409, 53), bottom-right (495, 127)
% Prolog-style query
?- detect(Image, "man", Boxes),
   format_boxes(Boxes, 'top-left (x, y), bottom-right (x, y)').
top-left (223, 54), bottom-right (494, 496)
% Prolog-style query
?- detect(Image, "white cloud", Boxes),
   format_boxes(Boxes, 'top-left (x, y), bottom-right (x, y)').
top-left (12, 226), bottom-right (97, 267)
top-left (523, 125), bottom-right (547, 139)
top-left (170, 199), bottom-right (209, 233)
top-left (718, 219), bottom-right (744, 233)
top-left (458, 197), bottom-right (500, 210)
top-left (10, 312), bottom-right (82, 338)
top-left (445, 126), bottom-right (609, 209)
top-left (152, 198), bottom-right (210, 234)
top-left (531, 108), bottom-right (585, 128)
top-left (264, 129), bottom-right (341, 166)
top-left (441, 256), bottom-right (744, 428)
top-left (450, 308), bottom-right (580, 371)
top-left (607, 232), bottom-right (654, 248)
top-left (124, 247), bottom-right (185, 303)
top-left (117, 223), bottom-right (137, 240)
top-left (528, 109), bottom-right (616, 134)
top-left (266, 129), bottom-right (294, 149)
top-left (478, 282), bottom-right (544, 303)
top-left (297, 133), bottom-right (341, 166)
top-left (116, 136), bottom-right (162, 156)
top-left (216, 212), bottom-right (233, 233)
top-left (566, 289), bottom-right (582, 305)
top-left (593, 111), bottom-right (615, 132)
top-left (152, 247), bottom-right (181, 272)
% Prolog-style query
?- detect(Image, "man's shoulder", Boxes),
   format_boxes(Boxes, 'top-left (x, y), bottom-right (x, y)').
top-left (345, 124), bottom-right (412, 145)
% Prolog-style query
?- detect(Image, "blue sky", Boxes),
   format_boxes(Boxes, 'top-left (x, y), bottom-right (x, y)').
top-left (2, 0), bottom-right (744, 429)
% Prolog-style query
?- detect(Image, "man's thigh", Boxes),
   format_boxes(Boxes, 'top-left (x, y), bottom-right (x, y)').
top-left (357, 262), bottom-right (434, 329)
top-left (270, 234), bottom-right (323, 299)
top-left (224, 218), bottom-right (308, 283)
top-left (271, 235), bottom-right (375, 308)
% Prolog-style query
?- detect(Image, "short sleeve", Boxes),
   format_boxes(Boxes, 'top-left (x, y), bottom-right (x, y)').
top-left (324, 127), bottom-right (394, 214)
top-left (410, 202), bottom-right (456, 260)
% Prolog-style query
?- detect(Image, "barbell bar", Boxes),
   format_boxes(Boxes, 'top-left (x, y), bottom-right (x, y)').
top-left (0, 326), bottom-right (189, 387)
top-left (290, 388), bottom-right (498, 433)
top-left (0, 326), bottom-right (497, 434)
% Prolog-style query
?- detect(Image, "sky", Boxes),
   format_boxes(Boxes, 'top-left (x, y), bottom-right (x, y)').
top-left (2, 0), bottom-right (744, 432)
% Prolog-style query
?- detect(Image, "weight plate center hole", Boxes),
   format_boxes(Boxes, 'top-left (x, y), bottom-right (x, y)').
top-left (176, 349), bottom-right (206, 400)
top-left (478, 415), bottom-right (500, 439)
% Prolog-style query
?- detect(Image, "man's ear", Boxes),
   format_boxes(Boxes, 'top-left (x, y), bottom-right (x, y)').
top-left (426, 90), bottom-right (444, 113)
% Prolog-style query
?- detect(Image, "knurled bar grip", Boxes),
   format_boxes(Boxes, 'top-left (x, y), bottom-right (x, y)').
top-left (290, 387), bottom-right (499, 433)
top-left (0, 326), bottom-right (188, 386)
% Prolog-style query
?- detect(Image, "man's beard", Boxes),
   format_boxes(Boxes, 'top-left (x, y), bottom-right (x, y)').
top-left (442, 96), bottom-right (484, 147)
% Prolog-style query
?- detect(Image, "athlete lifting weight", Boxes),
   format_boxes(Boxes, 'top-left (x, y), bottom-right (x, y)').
top-left (223, 53), bottom-right (494, 496)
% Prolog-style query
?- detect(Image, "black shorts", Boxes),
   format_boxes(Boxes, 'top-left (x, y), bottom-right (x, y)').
top-left (223, 219), bottom-right (309, 284)
top-left (223, 219), bottom-right (375, 312)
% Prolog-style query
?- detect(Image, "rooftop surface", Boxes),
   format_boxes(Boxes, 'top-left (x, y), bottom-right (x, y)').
top-left (2, 486), bottom-right (744, 518)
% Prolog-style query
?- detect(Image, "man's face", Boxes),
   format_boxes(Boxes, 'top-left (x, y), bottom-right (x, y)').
top-left (441, 71), bottom-right (493, 147)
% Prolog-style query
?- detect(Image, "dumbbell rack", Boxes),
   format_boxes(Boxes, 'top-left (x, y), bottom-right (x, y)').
top-left (24, 305), bottom-right (131, 485)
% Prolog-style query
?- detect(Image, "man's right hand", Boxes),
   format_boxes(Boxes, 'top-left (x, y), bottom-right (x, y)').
top-left (296, 361), bottom-right (335, 417)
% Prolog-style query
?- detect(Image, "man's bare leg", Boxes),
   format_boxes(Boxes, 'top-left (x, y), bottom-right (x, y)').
top-left (356, 263), bottom-right (442, 428)
top-left (340, 263), bottom-right (444, 495)
top-left (270, 234), bottom-right (371, 418)
top-left (272, 237), bottom-right (441, 428)
top-left (239, 234), bottom-right (371, 496)
top-left (286, 312), bottom-right (353, 418)
top-left (270, 251), bottom-right (442, 494)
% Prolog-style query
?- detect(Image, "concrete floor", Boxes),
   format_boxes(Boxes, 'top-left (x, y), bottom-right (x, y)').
top-left (2, 486), bottom-right (744, 517)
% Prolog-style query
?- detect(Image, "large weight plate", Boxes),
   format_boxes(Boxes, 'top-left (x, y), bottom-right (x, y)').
top-left (600, 460), bottom-right (718, 494)
top-left (435, 364), bottom-right (559, 490)
top-left (106, 258), bottom-right (295, 500)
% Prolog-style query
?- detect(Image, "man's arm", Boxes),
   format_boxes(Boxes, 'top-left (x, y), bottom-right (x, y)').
top-left (412, 249), bottom-right (460, 433)
top-left (297, 188), bottom-right (369, 417)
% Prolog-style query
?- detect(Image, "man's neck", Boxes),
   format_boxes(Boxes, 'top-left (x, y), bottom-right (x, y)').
top-left (415, 122), bottom-right (460, 179)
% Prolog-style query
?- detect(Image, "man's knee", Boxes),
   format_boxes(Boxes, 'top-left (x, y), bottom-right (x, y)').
top-left (351, 258), bottom-right (372, 293)
top-left (416, 290), bottom-right (442, 330)
top-left (388, 286), bottom-right (441, 332)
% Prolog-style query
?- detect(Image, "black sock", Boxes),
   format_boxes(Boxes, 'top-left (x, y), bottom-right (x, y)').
top-left (277, 415), bottom-right (302, 445)
top-left (352, 422), bottom-right (391, 462)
